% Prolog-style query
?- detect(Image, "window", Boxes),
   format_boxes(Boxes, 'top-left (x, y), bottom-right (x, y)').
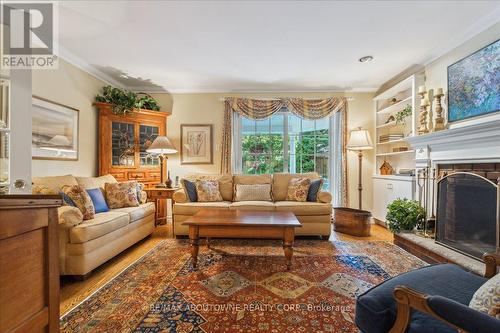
top-left (235, 110), bottom-right (332, 190)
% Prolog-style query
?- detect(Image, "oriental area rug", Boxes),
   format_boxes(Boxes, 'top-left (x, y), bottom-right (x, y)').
top-left (60, 239), bottom-right (425, 333)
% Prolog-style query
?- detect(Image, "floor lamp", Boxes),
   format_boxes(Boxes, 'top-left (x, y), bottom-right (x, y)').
top-left (146, 136), bottom-right (177, 188)
top-left (347, 127), bottom-right (373, 210)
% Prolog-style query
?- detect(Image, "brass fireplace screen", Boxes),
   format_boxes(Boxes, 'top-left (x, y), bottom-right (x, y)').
top-left (436, 172), bottom-right (499, 260)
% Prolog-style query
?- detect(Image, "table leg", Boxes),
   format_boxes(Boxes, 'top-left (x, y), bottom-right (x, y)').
top-left (283, 227), bottom-right (295, 270)
top-left (206, 237), bottom-right (211, 249)
top-left (189, 226), bottom-right (199, 268)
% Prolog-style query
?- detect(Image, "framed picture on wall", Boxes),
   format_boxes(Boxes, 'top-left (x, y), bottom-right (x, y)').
top-left (447, 39), bottom-right (500, 123)
top-left (180, 124), bottom-right (213, 164)
top-left (32, 96), bottom-right (79, 160)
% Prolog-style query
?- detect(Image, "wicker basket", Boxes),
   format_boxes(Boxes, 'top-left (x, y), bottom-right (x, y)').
top-left (333, 207), bottom-right (372, 237)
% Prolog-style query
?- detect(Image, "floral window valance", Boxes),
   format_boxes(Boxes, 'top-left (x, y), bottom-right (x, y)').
top-left (226, 97), bottom-right (347, 120)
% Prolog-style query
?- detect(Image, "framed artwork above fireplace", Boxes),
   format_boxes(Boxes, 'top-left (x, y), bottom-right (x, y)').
top-left (447, 38), bottom-right (500, 123)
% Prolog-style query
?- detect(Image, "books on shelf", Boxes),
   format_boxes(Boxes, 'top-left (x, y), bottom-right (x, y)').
top-left (379, 133), bottom-right (404, 143)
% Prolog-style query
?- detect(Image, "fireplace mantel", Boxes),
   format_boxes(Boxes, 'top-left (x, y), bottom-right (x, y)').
top-left (406, 118), bottom-right (500, 165)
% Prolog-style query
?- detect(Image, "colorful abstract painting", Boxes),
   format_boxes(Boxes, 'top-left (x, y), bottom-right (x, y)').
top-left (448, 39), bottom-right (500, 122)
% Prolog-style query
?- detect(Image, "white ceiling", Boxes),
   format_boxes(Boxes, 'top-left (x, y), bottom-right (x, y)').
top-left (57, 1), bottom-right (500, 93)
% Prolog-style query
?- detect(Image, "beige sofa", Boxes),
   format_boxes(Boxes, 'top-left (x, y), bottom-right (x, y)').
top-left (32, 174), bottom-right (155, 277)
top-left (172, 173), bottom-right (332, 237)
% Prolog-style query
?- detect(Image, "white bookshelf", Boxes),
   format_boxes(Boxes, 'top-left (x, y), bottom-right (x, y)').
top-left (373, 73), bottom-right (424, 175)
top-left (371, 73), bottom-right (424, 223)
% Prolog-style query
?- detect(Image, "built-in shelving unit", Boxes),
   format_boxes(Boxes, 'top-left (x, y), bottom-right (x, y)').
top-left (371, 73), bottom-right (424, 224)
top-left (374, 73), bottom-right (424, 176)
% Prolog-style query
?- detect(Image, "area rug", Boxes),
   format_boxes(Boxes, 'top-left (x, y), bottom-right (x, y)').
top-left (60, 239), bottom-right (425, 332)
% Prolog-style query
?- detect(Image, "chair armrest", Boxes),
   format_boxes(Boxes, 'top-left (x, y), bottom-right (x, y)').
top-left (427, 295), bottom-right (500, 333)
top-left (317, 191), bottom-right (332, 203)
top-left (58, 206), bottom-right (83, 226)
top-left (172, 189), bottom-right (188, 203)
top-left (483, 252), bottom-right (500, 278)
top-left (389, 286), bottom-right (461, 333)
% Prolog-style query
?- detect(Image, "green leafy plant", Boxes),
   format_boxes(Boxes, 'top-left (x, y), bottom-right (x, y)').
top-left (395, 105), bottom-right (412, 124)
top-left (135, 93), bottom-right (160, 111)
top-left (95, 86), bottom-right (161, 115)
top-left (386, 198), bottom-right (425, 233)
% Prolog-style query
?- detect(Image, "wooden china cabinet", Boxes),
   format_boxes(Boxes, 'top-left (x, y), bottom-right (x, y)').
top-left (96, 102), bottom-right (169, 187)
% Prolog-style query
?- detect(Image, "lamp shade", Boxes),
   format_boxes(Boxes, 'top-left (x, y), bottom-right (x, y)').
top-left (347, 128), bottom-right (373, 150)
top-left (146, 136), bottom-right (177, 154)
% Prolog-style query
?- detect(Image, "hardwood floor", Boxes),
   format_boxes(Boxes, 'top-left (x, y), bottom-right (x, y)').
top-left (60, 223), bottom-right (392, 316)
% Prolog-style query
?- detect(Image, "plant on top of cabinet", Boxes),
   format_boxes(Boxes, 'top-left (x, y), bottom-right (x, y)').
top-left (95, 86), bottom-right (161, 115)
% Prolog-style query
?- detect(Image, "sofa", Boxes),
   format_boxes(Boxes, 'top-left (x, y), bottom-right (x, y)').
top-left (32, 174), bottom-right (155, 277)
top-left (172, 172), bottom-right (332, 237)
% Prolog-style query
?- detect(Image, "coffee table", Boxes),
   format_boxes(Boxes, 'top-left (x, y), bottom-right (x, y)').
top-left (182, 209), bottom-right (302, 270)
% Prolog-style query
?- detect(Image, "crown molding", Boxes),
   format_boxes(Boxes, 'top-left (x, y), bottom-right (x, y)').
top-left (57, 45), bottom-right (127, 89)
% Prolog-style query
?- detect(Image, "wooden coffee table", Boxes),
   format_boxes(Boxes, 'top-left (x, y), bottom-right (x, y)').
top-left (182, 209), bottom-right (302, 270)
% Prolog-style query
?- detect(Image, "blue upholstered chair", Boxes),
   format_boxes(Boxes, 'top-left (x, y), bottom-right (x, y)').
top-left (355, 253), bottom-right (500, 333)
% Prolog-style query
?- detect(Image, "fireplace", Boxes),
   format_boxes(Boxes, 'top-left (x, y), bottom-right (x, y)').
top-left (436, 170), bottom-right (499, 260)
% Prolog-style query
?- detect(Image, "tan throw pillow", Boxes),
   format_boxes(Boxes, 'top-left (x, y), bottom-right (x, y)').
top-left (469, 273), bottom-right (500, 319)
top-left (286, 177), bottom-right (311, 202)
top-left (196, 180), bottom-right (223, 202)
top-left (105, 181), bottom-right (140, 209)
top-left (61, 185), bottom-right (95, 220)
top-left (235, 184), bottom-right (272, 201)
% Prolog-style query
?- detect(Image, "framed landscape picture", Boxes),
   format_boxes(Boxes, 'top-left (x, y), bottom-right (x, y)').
top-left (180, 124), bottom-right (213, 164)
top-left (32, 96), bottom-right (79, 160)
top-left (447, 39), bottom-right (500, 123)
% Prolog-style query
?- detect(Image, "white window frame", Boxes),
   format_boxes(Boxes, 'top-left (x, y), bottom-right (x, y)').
top-left (232, 110), bottom-right (335, 193)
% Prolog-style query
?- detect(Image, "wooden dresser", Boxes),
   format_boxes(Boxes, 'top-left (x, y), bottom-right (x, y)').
top-left (0, 195), bottom-right (62, 333)
top-left (96, 102), bottom-right (169, 187)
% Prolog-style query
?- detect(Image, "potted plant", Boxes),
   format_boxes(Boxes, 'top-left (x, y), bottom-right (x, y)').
top-left (395, 105), bottom-right (412, 124)
top-left (95, 86), bottom-right (161, 115)
top-left (386, 198), bottom-right (425, 233)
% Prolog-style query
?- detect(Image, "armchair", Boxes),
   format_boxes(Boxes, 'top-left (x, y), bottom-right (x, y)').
top-left (355, 253), bottom-right (500, 333)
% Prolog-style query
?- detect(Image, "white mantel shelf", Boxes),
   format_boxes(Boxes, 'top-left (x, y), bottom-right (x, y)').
top-left (406, 118), bottom-right (500, 165)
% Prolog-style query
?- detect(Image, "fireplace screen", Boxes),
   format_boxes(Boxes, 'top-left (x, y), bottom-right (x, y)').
top-left (436, 173), bottom-right (498, 260)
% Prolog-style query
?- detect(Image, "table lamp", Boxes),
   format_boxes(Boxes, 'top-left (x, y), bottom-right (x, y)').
top-left (146, 136), bottom-right (177, 188)
top-left (347, 127), bottom-right (373, 210)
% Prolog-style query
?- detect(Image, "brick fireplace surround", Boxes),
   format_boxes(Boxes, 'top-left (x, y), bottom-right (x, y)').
top-left (438, 163), bottom-right (500, 184)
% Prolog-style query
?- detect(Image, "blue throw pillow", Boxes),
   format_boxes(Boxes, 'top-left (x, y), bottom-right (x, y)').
top-left (183, 179), bottom-right (198, 202)
top-left (86, 188), bottom-right (109, 213)
top-left (307, 179), bottom-right (323, 202)
top-left (59, 191), bottom-right (76, 207)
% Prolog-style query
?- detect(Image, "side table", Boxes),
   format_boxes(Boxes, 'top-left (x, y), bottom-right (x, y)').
top-left (144, 188), bottom-right (179, 230)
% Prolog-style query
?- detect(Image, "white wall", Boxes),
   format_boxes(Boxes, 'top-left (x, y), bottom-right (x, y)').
top-left (151, 91), bottom-right (375, 210)
top-left (31, 59), bottom-right (107, 177)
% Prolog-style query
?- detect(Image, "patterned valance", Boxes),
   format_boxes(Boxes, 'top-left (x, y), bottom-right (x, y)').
top-left (226, 97), bottom-right (347, 120)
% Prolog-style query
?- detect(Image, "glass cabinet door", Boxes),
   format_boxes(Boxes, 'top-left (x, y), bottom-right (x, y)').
top-left (111, 122), bottom-right (135, 166)
top-left (139, 124), bottom-right (159, 167)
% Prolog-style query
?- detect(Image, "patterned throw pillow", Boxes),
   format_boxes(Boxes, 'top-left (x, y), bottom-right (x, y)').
top-left (234, 184), bottom-right (272, 201)
top-left (61, 185), bottom-right (95, 220)
top-left (469, 273), bottom-right (500, 319)
top-left (136, 182), bottom-right (147, 204)
top-left (286, 177), bottom-right (311, 202)
top-left (307, 179), bottom-right (324, 202)
top-left (195, 180), bottom-right (223, 202)
top-left (105, 181), bottom-right (140, 209)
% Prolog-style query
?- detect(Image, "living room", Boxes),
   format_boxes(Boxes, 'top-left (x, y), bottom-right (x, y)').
top-left (0, 1), bottom-right (499, 332)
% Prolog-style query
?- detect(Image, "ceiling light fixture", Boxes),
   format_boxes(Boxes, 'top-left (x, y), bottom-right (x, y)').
top-left (358, 55), bottom-right (374, 63)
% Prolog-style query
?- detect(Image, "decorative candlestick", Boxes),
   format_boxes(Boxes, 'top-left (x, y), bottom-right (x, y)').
top-left (433, 90), bottom-right (446, 131)
top-left (418, 92), bottom-right (429, 135)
